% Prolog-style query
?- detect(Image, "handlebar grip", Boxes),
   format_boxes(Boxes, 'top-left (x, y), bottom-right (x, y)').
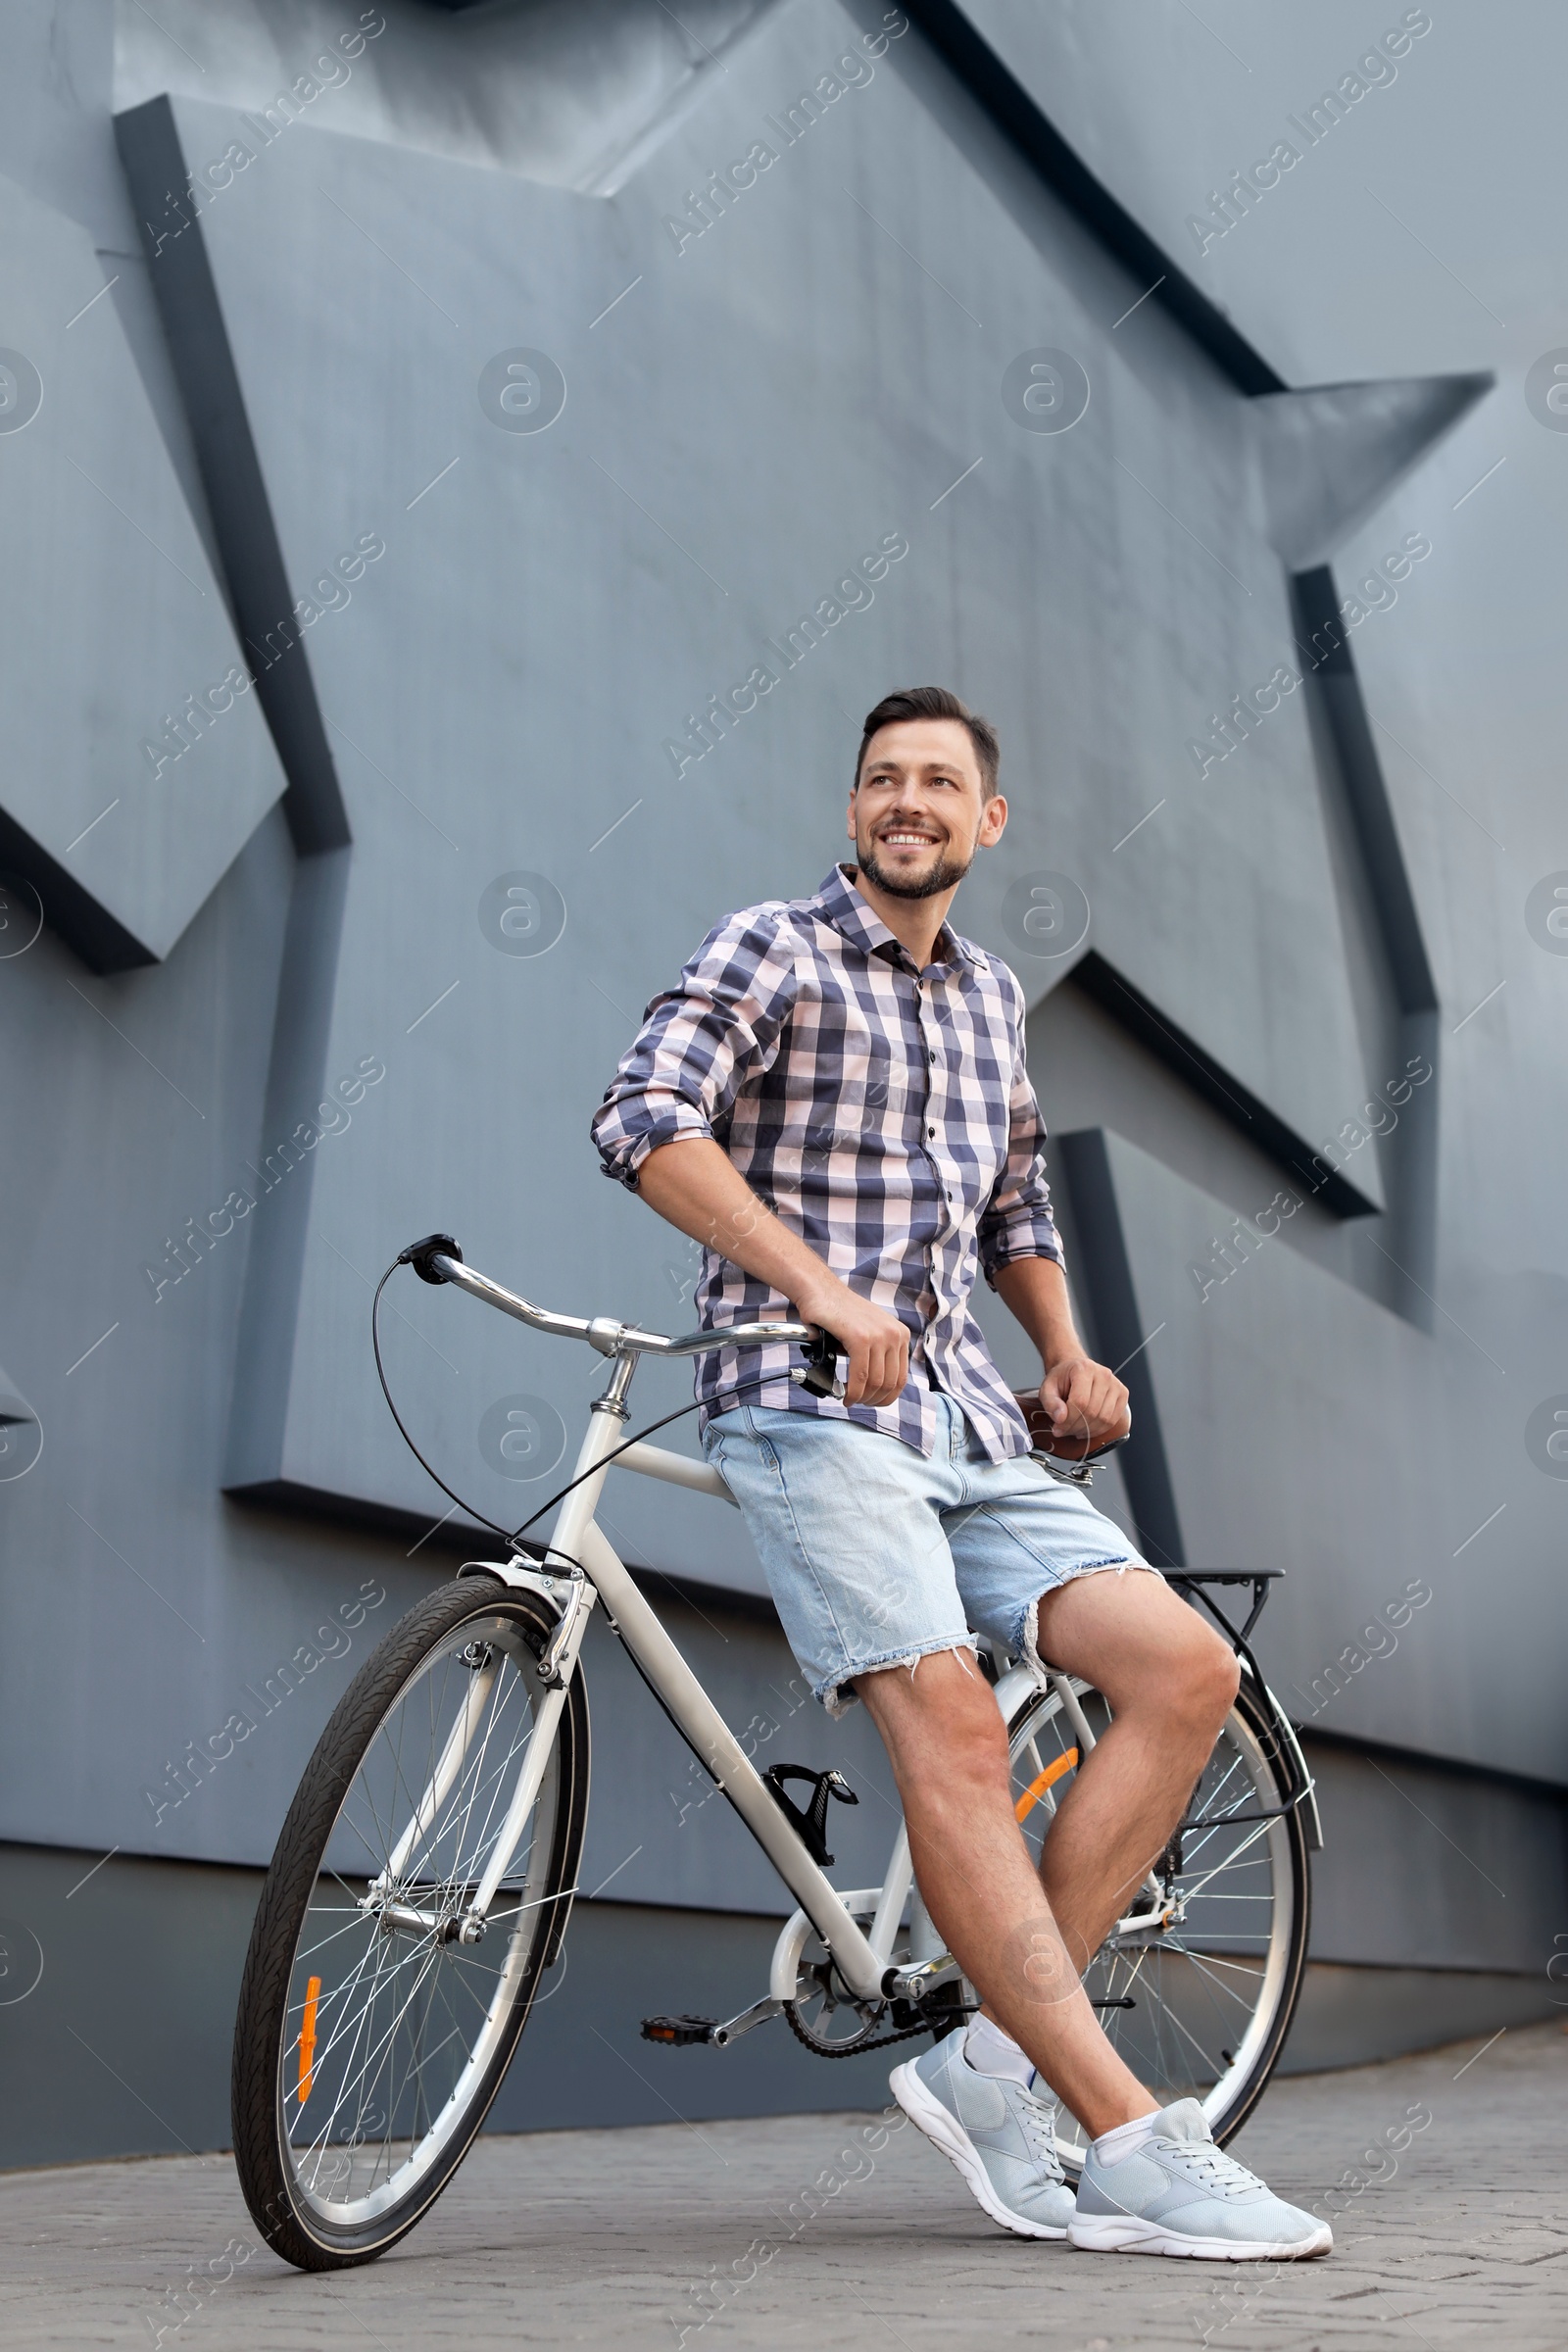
top-left (798, 1326), bottom-right (842, 1398)
top-left (400, 1233), bottom-right (463, 1286)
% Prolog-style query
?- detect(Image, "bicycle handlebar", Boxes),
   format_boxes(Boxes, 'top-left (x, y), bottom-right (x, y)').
top-left (401, 1234), bottom-right (821, 1365)
top-left (398, 1236), bottom-right (1127, 1444)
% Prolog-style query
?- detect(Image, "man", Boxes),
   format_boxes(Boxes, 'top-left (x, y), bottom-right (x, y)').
top-left (593, 687), bottom-right (1328, 2260)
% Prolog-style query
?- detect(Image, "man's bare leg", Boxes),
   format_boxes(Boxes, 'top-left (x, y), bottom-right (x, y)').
top-left (859, 1649), bottom-right (1153, 2138)
top-left (1028, 1570), bottom-right (1240, 1966)
top-left (858, 1581), bottom-right (1237, 2140)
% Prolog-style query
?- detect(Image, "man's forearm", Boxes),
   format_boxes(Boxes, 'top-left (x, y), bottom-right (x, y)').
top-left (635, 1136), bottom-right (838, 1317)
top-left (632, 1135), bottom-right (912, 1408)
top-left (993, 1256), bottom-right (1084, 1370)
top-left (995, 1255), bottom-right (1131, 1448)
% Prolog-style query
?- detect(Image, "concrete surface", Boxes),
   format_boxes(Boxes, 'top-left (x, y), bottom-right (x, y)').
top-left (3, 2020), bottom-right (1563, 2349)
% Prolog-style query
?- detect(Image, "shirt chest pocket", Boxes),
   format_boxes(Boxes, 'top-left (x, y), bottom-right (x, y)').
top-left (847, 1038), bottom-right (906, 1123)
top-left (927, 1050), bottom-right (1010, 1203)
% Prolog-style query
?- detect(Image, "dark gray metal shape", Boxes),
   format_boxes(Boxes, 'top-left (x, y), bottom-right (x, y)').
top-left (0, 173), bottom-right (288, 967)
top-left (107, 57), bottom-right (1407, 1544)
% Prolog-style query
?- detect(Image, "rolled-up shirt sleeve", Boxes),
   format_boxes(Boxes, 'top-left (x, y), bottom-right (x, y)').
top-left (591, 908), bottom-right (801, 1189)
top-left (977, 1001), bottom-right (1063, 1284)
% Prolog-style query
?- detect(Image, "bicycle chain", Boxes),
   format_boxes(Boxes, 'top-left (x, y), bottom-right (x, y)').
top-left (781, 1999), bottom-right (974, 2058)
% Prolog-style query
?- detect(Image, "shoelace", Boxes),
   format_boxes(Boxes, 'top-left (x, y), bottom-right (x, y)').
top-left (1014, 2087), bottom-right (1065, 2175)
top-left (1162, 2138), bottom-right (1263, 2199)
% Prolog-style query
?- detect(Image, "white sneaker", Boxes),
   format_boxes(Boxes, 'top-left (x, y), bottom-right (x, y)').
top-left (1068, 2098), bottom-right (1332, 2260)
top-left (890, 2034), bottom-right (1075, 2239)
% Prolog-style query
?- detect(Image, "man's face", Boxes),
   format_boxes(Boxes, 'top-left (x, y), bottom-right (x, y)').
top-left (849, 717), bottom-right (1007, 900)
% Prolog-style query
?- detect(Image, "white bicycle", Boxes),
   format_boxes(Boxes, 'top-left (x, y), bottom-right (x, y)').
top-left (230, 1233), bottom-right (1319, 2271)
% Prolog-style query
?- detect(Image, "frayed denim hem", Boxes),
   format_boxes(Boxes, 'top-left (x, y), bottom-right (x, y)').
top-left (818, 1634), bottom-right (981, 1719)
top-left (1018, 1555), bottom-right (1155, 1680)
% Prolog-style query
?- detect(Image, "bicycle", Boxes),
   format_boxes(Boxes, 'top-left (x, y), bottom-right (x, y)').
top-left (230, 1233), bottom-right (1320, 2271)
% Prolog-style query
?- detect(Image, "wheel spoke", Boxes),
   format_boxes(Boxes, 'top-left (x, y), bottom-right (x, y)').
top-left (1170, 1940), bottom-right (1263, 2012)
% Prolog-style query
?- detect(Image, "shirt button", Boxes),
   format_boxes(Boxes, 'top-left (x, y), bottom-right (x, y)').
top-left (927, 1125), bottom-right (936, 1138)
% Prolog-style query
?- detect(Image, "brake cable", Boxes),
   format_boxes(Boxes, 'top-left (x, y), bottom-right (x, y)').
top-left (370, 1256), bottom-right (827, 1556)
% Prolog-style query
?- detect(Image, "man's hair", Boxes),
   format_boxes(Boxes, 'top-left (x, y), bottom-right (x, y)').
top-left (855, 686), bottom-right (1001, 799)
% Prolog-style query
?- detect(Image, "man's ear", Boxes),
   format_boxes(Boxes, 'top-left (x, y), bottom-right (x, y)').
top-left (979, 793), bottom-right (1008, 847)
top-left (846, 795), bottom-right (858, 841)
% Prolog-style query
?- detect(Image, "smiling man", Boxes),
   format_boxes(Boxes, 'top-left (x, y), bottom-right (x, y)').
top-left (592, 687), bottom-right (1329, 2261)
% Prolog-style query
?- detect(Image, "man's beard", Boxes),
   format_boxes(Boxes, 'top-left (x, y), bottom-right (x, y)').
top-left (857, 838), bottom-right (974, 900)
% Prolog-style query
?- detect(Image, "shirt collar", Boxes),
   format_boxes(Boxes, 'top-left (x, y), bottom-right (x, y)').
top-left (814, 863), bottom-right (982, 975)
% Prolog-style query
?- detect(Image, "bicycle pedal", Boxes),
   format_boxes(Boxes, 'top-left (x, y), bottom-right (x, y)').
top-left (641, 2014), bottom-right (717, 2047)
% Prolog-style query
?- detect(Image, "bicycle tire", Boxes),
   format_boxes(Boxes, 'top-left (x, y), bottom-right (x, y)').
top-left (1005, 1666), bottom-right (1310, 2177)
top-left (231, 1576), bottom-right (589, 2271)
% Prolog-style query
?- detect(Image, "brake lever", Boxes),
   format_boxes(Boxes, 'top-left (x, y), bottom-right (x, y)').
top-left (796, 1326), bottom-right (844, 1398)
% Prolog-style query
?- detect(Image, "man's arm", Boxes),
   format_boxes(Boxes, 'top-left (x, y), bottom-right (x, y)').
top-left (978, 996), bottom-right (1128, 1452)
top-left (636, 1137), bottom-right (909, 1408)
top-left (993, 1256), bottom-right (1130, 1455)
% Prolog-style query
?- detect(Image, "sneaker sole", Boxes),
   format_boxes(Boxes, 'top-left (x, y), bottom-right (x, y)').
top-left (1068, 2214), bottom-right (1333, 2261)
top-left (889, 2059), bottom-right (1069, 2241)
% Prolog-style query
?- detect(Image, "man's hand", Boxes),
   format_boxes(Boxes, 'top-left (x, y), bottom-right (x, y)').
top-left (796, 1280), bottom-right (909, 1409)
top-left (1037, 1353), bottom-right (1131, 1459)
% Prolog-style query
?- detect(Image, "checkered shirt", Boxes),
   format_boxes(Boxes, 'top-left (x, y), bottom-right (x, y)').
top-left (591, 863), bottom-right (1062, 1460)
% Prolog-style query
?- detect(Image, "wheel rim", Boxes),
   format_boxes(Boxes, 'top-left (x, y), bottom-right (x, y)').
top-left (1008, 1681), bottom-right (1295, 2167)
top-left (276, 1610), bottom-right (562, 2229)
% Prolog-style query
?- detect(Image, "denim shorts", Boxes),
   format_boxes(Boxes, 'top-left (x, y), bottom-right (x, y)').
top-left (703, 1392), bottom-right (1150, 1715)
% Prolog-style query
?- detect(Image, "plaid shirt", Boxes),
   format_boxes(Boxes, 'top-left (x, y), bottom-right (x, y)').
top-left (591, 864), bottom-right (1062, 1460)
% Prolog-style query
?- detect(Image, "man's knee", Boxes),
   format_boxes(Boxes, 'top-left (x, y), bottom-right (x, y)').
top-left (1178, 1620), bottom-right (1241, 1731)
top-left (1049, 1575), bottom-right (1239, 1732)
top-left (858, 1644), bottom-right (1008, 1791)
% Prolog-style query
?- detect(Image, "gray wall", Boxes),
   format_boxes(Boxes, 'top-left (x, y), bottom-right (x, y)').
top-left (1, 0), bottom-right (1563, 2163)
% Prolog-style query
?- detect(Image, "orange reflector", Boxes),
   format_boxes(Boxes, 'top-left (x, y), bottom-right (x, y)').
top-left (1014, 1746), bottom-right (1080, 1822)
top-left (298, 1976), bottom-right (321, 2107)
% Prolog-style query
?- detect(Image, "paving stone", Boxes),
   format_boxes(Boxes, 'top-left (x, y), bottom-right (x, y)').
top-left (1, 2022), bottom-right (1562, 2350)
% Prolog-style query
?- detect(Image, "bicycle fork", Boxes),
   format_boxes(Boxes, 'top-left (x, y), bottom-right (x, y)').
top-left (362, 1421), bottom-right (609, 1949)
top-left (362, 1592), bottom-right (590, 1947)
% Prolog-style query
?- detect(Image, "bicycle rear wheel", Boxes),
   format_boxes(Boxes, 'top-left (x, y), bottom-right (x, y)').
top-left (231, 1576), bottom-right (589, 2270)
top-left (1006, 1667), bottom-right (1309, 2177)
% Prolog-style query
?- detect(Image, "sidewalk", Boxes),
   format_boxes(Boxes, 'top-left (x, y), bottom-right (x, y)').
top-left (2, 2021), bottom-right (1562, 2350)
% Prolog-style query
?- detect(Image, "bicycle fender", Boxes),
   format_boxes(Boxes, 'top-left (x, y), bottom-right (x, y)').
top-left (1247, 1664), bottom-right (1323, 1850)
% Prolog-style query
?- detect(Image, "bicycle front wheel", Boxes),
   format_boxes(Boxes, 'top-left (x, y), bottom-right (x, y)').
top-left (231, 1576), bottom-right (589, 2270)
top-left (1006, 1666), bottom-right (1309, 2176)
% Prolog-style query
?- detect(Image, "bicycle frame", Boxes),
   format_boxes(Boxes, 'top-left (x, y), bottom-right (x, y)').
top-left (398, 1241), bottom-right (1317, 2029)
